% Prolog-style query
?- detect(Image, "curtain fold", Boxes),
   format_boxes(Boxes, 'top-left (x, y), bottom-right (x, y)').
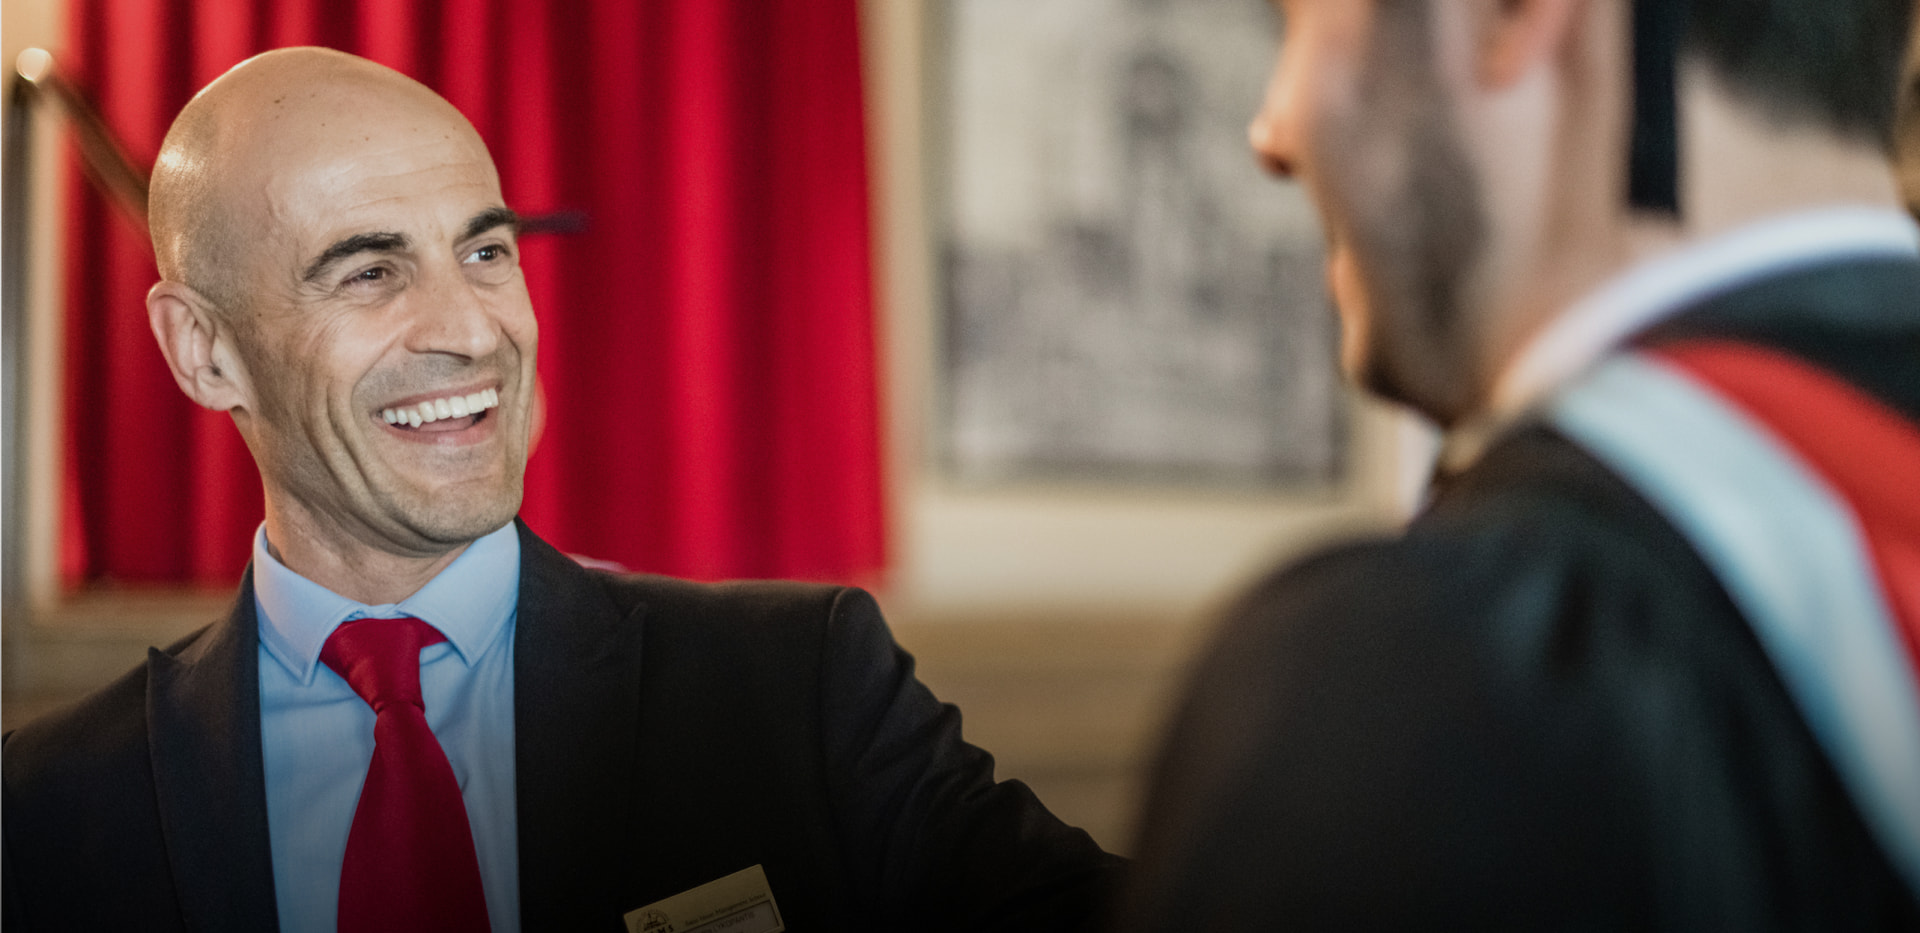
top-left (59, 0), bottom-right (887, 588)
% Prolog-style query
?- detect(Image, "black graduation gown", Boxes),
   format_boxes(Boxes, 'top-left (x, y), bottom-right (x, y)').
top-left (1115, 257), bottom-right (1920, 930)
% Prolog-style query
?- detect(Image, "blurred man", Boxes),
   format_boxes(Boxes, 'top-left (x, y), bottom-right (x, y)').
top-left (1121, 0), bottom-right (1919, 928)
top-left (3, 47), bottom-right (1121, 932)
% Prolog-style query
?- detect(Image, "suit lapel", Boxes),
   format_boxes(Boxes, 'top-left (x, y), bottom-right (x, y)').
top-left (513, 522), bottom-right (647, 928)
top-left (145, 569), bottom-right (281, 932)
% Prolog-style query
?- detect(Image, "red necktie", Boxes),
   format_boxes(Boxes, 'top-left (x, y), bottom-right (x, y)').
top-left (321, 616), bottom-right (492, 933)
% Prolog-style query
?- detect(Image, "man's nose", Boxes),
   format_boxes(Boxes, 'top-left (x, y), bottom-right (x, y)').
top-left (1249, 61), bottom-right (1300, 179)
top-left (405, 268), bottom-right (503, 359)
top-left (1249, 112), bottom-right (1296, 178)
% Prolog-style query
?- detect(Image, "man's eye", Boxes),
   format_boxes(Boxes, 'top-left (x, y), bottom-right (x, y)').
top-left (468, 244), bottom-right (507, 263)
top-left (350, 267), bottom-right (388, 283)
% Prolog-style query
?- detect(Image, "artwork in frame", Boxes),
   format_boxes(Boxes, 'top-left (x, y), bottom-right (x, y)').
top-left (936, 0), bottom-right (1343, 488)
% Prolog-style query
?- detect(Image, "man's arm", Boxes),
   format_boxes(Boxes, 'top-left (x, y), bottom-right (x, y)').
top-left (818, 587), bottom-right (1125, 932)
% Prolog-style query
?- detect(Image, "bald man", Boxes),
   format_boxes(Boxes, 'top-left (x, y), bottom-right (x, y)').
top-left (2, 48), bottom-right (1120, 933)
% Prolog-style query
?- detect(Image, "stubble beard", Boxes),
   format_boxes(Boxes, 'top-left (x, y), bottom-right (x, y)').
top-left (374, 459), bottom-right (526, 547)
top-left (1342, 3), bottom-right (1490, 425)
top-left (352, 355), bottom-right (533, 549)
top-left (367, 412), bottom-right (531, 550)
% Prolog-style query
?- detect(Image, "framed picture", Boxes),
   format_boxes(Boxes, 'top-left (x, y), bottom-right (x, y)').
top-left (934, 0), bottom-right (1343, 488)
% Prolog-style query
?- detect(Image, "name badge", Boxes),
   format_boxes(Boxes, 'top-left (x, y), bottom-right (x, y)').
top-left (625, 864), bottom-right (784, 933)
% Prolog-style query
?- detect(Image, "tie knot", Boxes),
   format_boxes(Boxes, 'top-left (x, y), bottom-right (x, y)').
top-left (320, 616), bottom-right (447, 713)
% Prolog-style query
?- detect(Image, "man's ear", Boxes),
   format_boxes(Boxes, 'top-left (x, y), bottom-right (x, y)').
top-left (146, 281), bottom-right (248, 412)
top-left (1478, 0), bottom-right (1585, 89)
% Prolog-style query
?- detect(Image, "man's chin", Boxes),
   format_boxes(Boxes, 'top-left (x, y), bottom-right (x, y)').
top-left (386, 484), bottom-right (524, 549)
top-left (1346, 340), bottom-right (1440, 421)
top-left (1353, 351), bottom-right (1411, 409)
top-left (1337, 324), bottom-right (1404, 404)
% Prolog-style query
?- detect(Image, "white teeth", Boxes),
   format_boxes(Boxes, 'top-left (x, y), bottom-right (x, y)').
top-left (380, 389), bottom-right (502, 429)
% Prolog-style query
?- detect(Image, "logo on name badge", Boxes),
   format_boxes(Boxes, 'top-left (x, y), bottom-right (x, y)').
top-left (624, 864), bottom-right (784, 933)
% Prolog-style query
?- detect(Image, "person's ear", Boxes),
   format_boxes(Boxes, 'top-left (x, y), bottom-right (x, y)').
top-left (147, 281), bottom-right (249, 413)
top-left (1477, 0), bottom-right (1585, 89)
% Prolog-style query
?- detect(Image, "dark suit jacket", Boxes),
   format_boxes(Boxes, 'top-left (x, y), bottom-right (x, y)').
top-left (3, 523), bottom-right (1122, 931)
top-left (1117, 257), bottom-right (1920, 930)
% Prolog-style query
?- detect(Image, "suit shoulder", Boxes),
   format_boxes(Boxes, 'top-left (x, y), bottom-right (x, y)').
top-left (520, 522), bottom-right (874, 633)
top-left (588, 569), bottom-right (871, 629)
top-left (4, 622), bottom-right (220, 798)
top-left (577, 569), bottom-right (888, 676)
top-left (5, 657), bottom-right (153, 809)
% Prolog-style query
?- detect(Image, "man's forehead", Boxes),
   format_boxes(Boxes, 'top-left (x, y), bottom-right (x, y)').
top-left (284, 129), bottom-right (500, 205)
top-left (191, 53), bottom-right (470, 154)
top-left (194, 55), bottom-right (499, 219)
top-left (289, 184), bottom-right (507, 249)
top-left (243, 81), bottom-right (496, 183)
top-left (238, 105), bottom-right (504, 256)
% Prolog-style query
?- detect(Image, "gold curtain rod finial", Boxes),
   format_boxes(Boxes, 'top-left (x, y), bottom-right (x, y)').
top-left (16, 48), bottom-right (54, 84)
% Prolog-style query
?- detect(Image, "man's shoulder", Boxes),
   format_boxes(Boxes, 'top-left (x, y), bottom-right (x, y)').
top-left (2, 620), bottom-right (223, 805)
top-left (520, 523), bottom-right (843, 605)
top-left (1225, 424), bottom-right (1717, 655)
top-left (1145, 412), bottom-right (1913, 927)
top-left (4, 664), bottom-right (150, 794)
top-left (1192, 416), bottom-right (1819, 794)
top-left (580, 566), bottom-right (865, 625)
top-left (1642, 254), bottom-right (1920, 419)
top-left (1136, 435), bottom-right (1699, 927)
top-left (1192, 419), bottom-right (1774, 786)
top-left (546, 555), bottom-right (888, 669)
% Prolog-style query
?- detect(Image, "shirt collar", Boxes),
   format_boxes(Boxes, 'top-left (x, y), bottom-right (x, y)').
top-left (1440, 206), bottom-right (1920, 471)
top-left (253, 521), bottom-right (522, 685)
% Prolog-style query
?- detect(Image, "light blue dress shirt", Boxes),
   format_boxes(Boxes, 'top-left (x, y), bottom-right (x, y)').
top-left (254, 522), bottom-right (521, 933)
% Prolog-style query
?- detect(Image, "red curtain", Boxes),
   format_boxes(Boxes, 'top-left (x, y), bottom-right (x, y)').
top-left (60, 0), bottom-right (887, 587)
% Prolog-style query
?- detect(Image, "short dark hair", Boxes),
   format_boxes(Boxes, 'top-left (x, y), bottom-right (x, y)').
top-left (1687, 0), bottom-right (1916, 149)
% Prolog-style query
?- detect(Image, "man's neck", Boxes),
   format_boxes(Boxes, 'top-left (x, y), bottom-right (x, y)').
top-left (1640, 65), bottom-right (1904, 256)
top-left (262, 507), bottom-right (471, 606)
top-left (1486, 70), bottom-right (1904, 414)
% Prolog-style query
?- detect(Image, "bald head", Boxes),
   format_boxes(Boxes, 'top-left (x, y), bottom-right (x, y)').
top-left (144, 47), bottom-right (536, 594)
top-left (148, 47), bottom-right (495, 312)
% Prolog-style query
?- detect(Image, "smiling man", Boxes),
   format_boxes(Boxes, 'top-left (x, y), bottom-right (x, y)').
top-left (1119, 0), bottom-right (1919, 929)
top-left (146, 59), bottom-right (540, 607)
top-left (2, 48), bottom-right (1121, 932)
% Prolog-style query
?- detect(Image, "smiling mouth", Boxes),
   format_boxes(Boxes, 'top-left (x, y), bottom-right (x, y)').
top-left (380, 388), bottom-right (500, 431)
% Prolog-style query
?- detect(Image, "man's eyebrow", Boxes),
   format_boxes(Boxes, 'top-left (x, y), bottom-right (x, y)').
top-left (301, 232), bottom-right (410, 283)
top-left (460, 207), bottom-right (520, 243)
